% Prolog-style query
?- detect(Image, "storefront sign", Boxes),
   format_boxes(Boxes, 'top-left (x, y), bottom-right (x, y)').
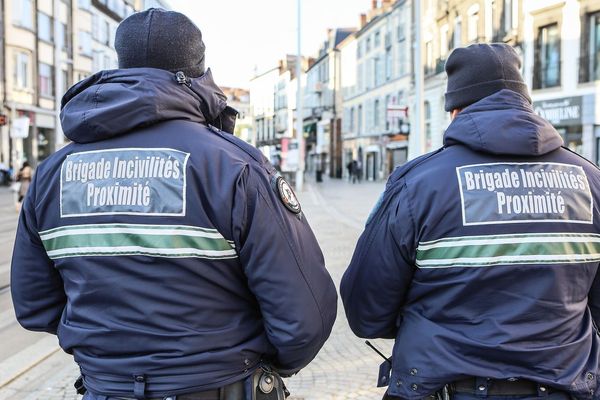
top-left (10, 117), bottom-right (30, 139)
top-left (533, 96), bottom-right (582, 126)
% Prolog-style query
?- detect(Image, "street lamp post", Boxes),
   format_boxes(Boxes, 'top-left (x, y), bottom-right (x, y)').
top-left (413, 0), bottom-right (425, 157)
top-left (54, 0), bottom-right (64, 151)
top-left (295, 0), bottom-right (304, 192)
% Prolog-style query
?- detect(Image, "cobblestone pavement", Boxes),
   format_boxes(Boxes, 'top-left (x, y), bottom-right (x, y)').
top-left (0, 176), bottom-right (392, 400)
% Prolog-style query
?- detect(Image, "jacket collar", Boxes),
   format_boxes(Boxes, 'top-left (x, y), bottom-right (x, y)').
top-left (60, 68), bottom-right (236, 144)
top-left (443, 89), bottom-right (563, 156)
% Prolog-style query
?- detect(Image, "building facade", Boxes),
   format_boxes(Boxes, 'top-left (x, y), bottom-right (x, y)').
top-left (341, 0), bottom-right (411, 181)
top-left (523, 0), bottom-right (600, 164)
top-left (0, 0), bottom-right (142, 170)
top-left (304, 27), bottom-right (354, 179)
top-left (411, 0), bottom-right (525, 158)
top-left (246, 0), bottom-right (600, 181)
top-left (222, 86), bottom-right (252, 143)
top-left (250, 55), bottom-right (307, 168)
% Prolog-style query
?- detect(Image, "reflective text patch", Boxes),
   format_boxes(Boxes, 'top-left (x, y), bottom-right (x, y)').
top-left (456, 162), bottom-right (592, 226)
top-left (60, 148), bottom-right (189, 217)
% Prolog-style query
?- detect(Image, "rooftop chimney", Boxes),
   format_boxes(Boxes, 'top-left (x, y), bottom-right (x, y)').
top-left (372, 0), bottom-right (377, 9)
top-left (360, 13), bottom-right (367, 28)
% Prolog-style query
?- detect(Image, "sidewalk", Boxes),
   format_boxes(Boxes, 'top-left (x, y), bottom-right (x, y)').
top-left (0, 176), bottom-right (391, 400)
top-left (286, 176), bottom-right (390, 400)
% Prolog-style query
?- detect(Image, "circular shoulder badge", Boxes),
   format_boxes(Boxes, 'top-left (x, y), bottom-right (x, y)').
top-left (276, 176), bottom-right (301, 214)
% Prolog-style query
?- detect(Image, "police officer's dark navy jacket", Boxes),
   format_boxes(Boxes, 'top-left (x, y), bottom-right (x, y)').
top-left (341, 89), bottom-right (600, 399)
top-left (11, 67), bottom-right (337, 397)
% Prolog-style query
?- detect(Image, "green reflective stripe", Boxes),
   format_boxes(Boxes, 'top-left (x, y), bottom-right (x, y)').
top-left (40, 224), bottom-right (237, 260)
top-left (416, 233), bottom-right (600, 268)
top-left (43, 233), bottom-right (233, 253)
top-left (418, 241), bottom-right (600, 261)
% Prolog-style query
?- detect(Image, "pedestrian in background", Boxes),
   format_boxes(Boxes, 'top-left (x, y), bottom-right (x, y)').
top-left (11, 8), bottom-right (337, 400)
top-left (354, 159), bottom-right (362, 183)
top-left (342, 43), bottom-right (600, 400)
top-left (351, 159), bottom-right (358, 183)
top-left (346, 159), bottom-right (354, 182)
top-left (14, 161), bottom-right (32, 212)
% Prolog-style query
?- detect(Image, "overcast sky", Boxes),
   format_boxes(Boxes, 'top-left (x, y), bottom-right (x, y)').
top-left (167, 0), bottom-right (371, 89)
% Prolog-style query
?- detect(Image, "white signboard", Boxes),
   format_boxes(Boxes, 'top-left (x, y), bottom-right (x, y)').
top-left (10, 117), bottom-right (30, 139)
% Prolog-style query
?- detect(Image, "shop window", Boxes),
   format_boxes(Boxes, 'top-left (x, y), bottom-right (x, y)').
top-left (14, 51), bottom-right (30, 89)
top-left (535, 23), bottom-right (560, 89)
top-left (38, 12), bottom-right (53, 42)
top-left (39, 63), bottom-right (54, 98)
top-left (13, 0), bottom-right (33, 29)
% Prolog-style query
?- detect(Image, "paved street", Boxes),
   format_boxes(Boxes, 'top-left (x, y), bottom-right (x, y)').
top-left (0, 176), bottom-right (393, 400)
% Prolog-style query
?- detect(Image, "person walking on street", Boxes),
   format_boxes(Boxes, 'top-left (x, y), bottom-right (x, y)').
top-left (341, 43), bottom-right (600, 400)
top-left (351, 160), bottom-right (358, 184)
top-left (16, 161), bottom-right (32, 204)
top-left (346, 160), bottom-right (354, 182)
top-left (11, 8), bottom-right (337, 400)
top-left (354, 159), bottom-right (363, 183)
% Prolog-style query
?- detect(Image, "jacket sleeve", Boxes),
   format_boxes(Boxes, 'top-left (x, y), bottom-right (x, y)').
top-left (588, 268), bottom-right (600, 330)
top-left (11, 171), bottom-right (66, 334)
top-left (232, 165), bottom-right (337, 375)
top-left (340, 180), bottom-right (416, 339)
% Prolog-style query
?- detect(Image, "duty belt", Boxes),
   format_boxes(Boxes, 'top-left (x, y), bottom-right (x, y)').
top-left (95, 379), bottom-right (244, 400)
top-left (450, 377), bottom-right (557, 396)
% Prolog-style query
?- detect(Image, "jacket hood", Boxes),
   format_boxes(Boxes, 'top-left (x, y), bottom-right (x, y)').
top-left (60, 68), bottom-right (235, 143)
top-left (443, 89), bottom-right (563, 156)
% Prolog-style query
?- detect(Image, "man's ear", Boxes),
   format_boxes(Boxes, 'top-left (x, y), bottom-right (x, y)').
top-left (451, 109), bottom-right (462, 120)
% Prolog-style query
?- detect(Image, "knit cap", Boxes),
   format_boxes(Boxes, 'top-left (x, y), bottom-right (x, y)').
top-left (444, 43), bottom-right (531, 111)
top-left (115, 8), bottom-right (205, 77)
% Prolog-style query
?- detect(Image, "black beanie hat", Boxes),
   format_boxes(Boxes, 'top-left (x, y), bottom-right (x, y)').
top-left (444, 43), bottom-right (531, 111)
top-left (115, 8), bottom-right (205, 78)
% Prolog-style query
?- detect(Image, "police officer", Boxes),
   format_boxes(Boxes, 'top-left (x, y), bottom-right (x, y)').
top-left (341, 43), bottom-right (600, 400)
top-left (11, 8), bottom-right (337, 399)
